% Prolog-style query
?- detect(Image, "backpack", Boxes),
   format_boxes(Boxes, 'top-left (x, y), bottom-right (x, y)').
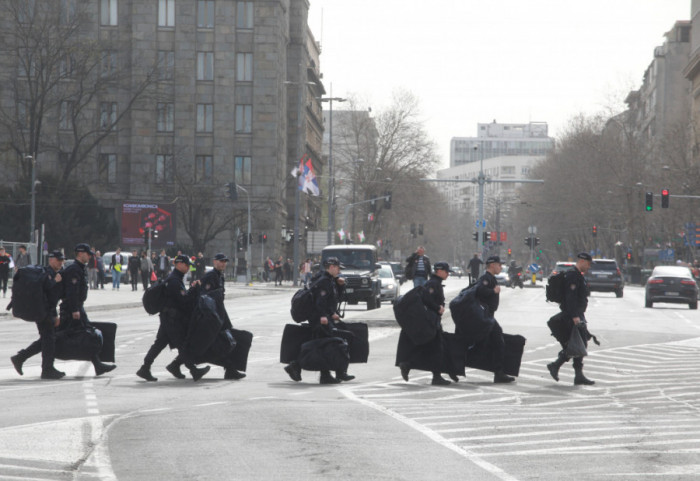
top-left (449, 284), bottom-right (494, 346)
top-left (142, 279), bottom-right (167, 314)
top-left (290, 276), bottom-right (323, 323)
top-left (7, 265), bottom-right (49, 322)
top-left (545, 271), bottom-right (567, 303)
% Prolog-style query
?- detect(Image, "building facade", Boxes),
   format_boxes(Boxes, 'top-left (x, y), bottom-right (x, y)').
top-left (0, 0), bottom-right (325, 272)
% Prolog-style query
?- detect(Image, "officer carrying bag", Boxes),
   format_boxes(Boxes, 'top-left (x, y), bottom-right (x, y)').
top-left (6, 265), bottom-right (49, 322)
top-left (393, 286), bottom-right (438, 345)
top-left (142, 279), bottom-right (167, 315)
top-left (546, 272), bottom-right (567, 304)
top-left (449, 284), bottom-right (494, 346)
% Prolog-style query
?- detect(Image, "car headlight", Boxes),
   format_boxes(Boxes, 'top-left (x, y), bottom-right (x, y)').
top-left (361, 278), bottom-right (369, 285)
top-left (385, 283), bottom-right (394, 289)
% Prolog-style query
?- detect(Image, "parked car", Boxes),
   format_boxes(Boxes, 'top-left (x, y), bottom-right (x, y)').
top-left (550, 261), bottom-right (576, 278)
top-left (495, 265), bottom-right (509, 285)
top-left (378, 264), bottom-right (400, 303)
top-left (584, 259), bottom-right (624, 297)
top-left (102, 251), bottom-right (132, 283)
top-left (380, 261), bottom-right (406, 285)
top-left (450, 266), bottom-right (465, 278)
top-left (645, 265), bottom-right (698, 309)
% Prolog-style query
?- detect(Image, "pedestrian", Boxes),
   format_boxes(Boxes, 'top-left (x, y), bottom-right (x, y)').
top-left (156, 249), bottom-right (171, 280)
top-left (0, 247), bottom-right (11, 298)
top-left (405, 246), bottom-right (431, 288)
top-left (475, 256), bottom-right (515, 383)
top-left (87, 251), bottom-right (99, 289)
top-left (109, 247), bottom-right (123, 290)
top-left (303, 258), bottom-right (312, 287)
top-left (95, 250), bottom-right (105, 289)
top-left (284, 257), bottom-right (355, 384)
top-left (14, 245), bottom-right (31, 272)
top-left (136, 255), bottom-right (210, 382)
top-left (128, 250), bottom-right (140, 291)
top-left (264, 256), bottom-right (273, 282)
top-left (59, 243), bottom-right (117, 376)
top-left (468, 253), bottom-right (483, 284)
top-left (397, 262), bottom-right (453, 385)
top-left (546, 252), bottom-right (596, 386)
top-left (194, 252), bottom-right (206, 281)
top-left (283, 258), bottom-right (292, 283)
top-left (274, 256), bottom-right (283, 286)
top-left (140, 251), bottom-right (153, 290)
top-left (10, 251), bottom-right (66, 379)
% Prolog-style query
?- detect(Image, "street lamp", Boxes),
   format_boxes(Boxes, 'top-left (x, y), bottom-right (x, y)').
top-left (236, 184), bottom-right (252, 284)
top-left (26, 154), bottom-right (36, 245)
top-left (319, 94), bottom-right (346, 245)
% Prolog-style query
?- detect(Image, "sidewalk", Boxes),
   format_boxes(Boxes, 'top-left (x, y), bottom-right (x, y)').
top-left (1, 281), bottom-right (295, 318)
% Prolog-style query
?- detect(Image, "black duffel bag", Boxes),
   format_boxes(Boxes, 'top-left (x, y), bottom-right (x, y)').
top-left (187, 295), bottom-right (224, 357)
top-left (393, 286), bottom-right (438, 345)
top-left (465, 333), bottom-right (526, 377)
top-left (55, 327), bottom-right (103, 361)
top-left (450, 285), bottom-right (494, 346)
top-left (298, 337), bottom-right (350, 372)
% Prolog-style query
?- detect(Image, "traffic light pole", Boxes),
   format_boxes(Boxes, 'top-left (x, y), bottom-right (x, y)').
top-left (340, 194), bottom-right (392, 240)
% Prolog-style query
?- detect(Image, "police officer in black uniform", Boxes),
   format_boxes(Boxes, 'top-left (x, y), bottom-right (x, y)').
top-left (547, 252), bottom-right (595, 385)
top-left (284, 257), bottom-right (354, 384)
top-left (138, 255), bottom-right (210, 382)
top-left (397, 261), bottom-right (453, 385)
top-left (10, 250), bottom-right (66, 379)
top-left (475, 256), bottom-right (515, 383)
top-left (60, 243), bottom-right (116, 376)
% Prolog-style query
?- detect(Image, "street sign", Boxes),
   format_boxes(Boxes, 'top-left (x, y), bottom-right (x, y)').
top-left (528, 263), bottom-right (539, 273)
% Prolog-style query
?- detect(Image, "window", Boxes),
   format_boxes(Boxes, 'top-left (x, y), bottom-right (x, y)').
top-left (236, 2), bottom-right (253, 29)
top-left (234, 156), bottom-right (251, 184)
top-left (236, 53), bottom-right (253, 81)
top-left (100, 102), bottom-right (117, 130)
top-left (197, 52), bottom-right (214, 80)
top-left (197, 0), bottom-right (215, 28)
top-left (100, 0), bottom-right (118, 26)
top-left (501, 166), bottom-right (515, 175)
top-left (235, 105), bottom-right (252, 133)
top-left (98, 154), bottom-right (117, 183)
top-left (157, 50), bottom-right (174, 81)
top-left (17, 99), bottom-right (28, 129)
top-left (157, 103), bottom-right (174, 132)
top-left (158, 0), bottom-right (175, 27)
top-left (60, 0), bottom-right (76, 24)
top-left (59, 55), bottom-right (73, 78)
top-left (101, 51), bottom-right (116, 77)
top-left (18, 50), bottom-right (36, 78)
top-left (196, 104), bottom-right (213, 132)
top-left (155, 154), bottom-right (173, 183)
top-left (195, 155), bottom-right (213, 183)
top-left (59, 101), bottom-right (73, 130)
top-left (18, 0), bottom-right (35, 23)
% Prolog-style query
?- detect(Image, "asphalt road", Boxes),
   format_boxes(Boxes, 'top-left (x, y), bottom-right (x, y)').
top-left (1, 279), bottom-right (700, 480)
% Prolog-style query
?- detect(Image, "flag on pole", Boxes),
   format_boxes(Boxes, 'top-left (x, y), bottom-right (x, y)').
top-left (357, 231), bottom-right (365, 243)
top-left (300, 157), bottom-right (320, 196)
top-left (337, 228), bottom-right (346, 241)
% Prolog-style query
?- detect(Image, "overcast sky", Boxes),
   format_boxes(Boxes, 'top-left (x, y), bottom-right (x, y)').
top-left (308, 0), bottom-right (691, 170)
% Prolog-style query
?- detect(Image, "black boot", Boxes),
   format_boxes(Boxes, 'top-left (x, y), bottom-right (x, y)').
top-left (224, 368), bottom-right (246, 380)
top-left (494, 370), bottom-right (515, 383)
top-left (136, 365), bottom-right (158, 382)
top-left (319, 370), bottom-right (341, 384)
top-left (189, 365), bottom-right (210, 382)
top-left (547, 354), bottom-right (567, 382)
top-left (94, 361), bottom-right (117, 376)
top-left (335, 371), bottom-right (355, 382)
top-left (399, 362), bottom-right (410, 382)
top-left (11, 353), bottom-right (27, 376)
top-left (574, 366), bottom-right (595, 385)
top-left (166, 360), bottom-right (186, 379)
top-left (431, 373), bottom-right (451, 386)
top-left (448, 374), bottom-right (459, 383)
top-left (284, 361), bottom-right (302, 382)
top-left (41, 367), bottom-right (66, 380)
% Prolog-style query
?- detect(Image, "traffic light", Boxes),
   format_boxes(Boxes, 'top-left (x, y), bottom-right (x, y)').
top-left (524, 237), bottom-right (532, 248)
top-left (262, 233), bottom-right (267, 243)
top-left (473, 232), bottom-right (478, 241)
top-left (384, 191), bottom-right (392, 209)
top-left (535, 237), bottom-right (540, 246)
top-left (483, 231), bottom-right (490, 242)
top-left (592, 225), bottom-right (597, 237)
top-left (557, 239), bottom-right (562, 246)
top-left (645, 191), bottom-right (653, 211)
top-left (418, 224), bottom-right (424, 236)
top-left (661, 189), bottom-right (669, 208)
top-left (410, 223), bottom-right (416, 237)
top-left (626, 252), bottom-right (632, 261)
top-left (248, 233), bottom-right (253, 246)
top-left (225, 182), bottom-right (238, 201)
top-left (507, 248), bottom-right (512, 256)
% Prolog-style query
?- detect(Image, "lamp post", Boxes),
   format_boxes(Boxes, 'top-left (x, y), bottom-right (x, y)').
top-left (319, 93), bottom-right (346, 245)
top-left (27, 154), bottom-right (36, 244)
top-left (236, 184), bottom-right (252, 284)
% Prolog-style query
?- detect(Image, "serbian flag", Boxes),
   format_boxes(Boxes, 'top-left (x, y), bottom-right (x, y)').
top-left (300, 157), bottom-right (321, 196)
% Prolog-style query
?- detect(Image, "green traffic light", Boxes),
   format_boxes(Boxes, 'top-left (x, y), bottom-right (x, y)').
top-left (645, 205), bottom-right (652, 211)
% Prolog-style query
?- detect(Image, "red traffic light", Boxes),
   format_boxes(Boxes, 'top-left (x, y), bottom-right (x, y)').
top-left (661, 189), bottom-right (669, 208)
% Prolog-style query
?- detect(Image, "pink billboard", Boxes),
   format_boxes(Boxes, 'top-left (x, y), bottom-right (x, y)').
top-left (121, 202), bottom-right (176, 248)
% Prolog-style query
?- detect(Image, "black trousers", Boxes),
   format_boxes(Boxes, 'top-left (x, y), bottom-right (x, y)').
top-left (130, 270), bottom-right (139, 290)
top-left (487, 320), bottom-right (506, 372)
top-left (141, 271), bottom-right (150, 290)
top-left (0, 271), bottom-right (8, 294)
top-left (143, 324), bottom-right (170, 367)
top-left (21, 318), bottom-right (57, 370)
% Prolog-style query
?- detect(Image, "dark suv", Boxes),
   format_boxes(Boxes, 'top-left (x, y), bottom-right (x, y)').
top-left (585, 259), bottom-right (624, 297)
top-left (321, 245), bottom-right (382, 310)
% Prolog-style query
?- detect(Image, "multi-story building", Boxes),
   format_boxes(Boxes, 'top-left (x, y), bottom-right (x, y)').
top-left (686, 1), bottom-right (700, 158)
top-left (450, 121), bottom-right (554, 168)
top-left (0, 0), bottom-right (325, 270)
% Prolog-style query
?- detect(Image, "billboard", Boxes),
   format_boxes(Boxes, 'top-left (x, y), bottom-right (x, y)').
top-left (121, 202), bottom-right (176, 248)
